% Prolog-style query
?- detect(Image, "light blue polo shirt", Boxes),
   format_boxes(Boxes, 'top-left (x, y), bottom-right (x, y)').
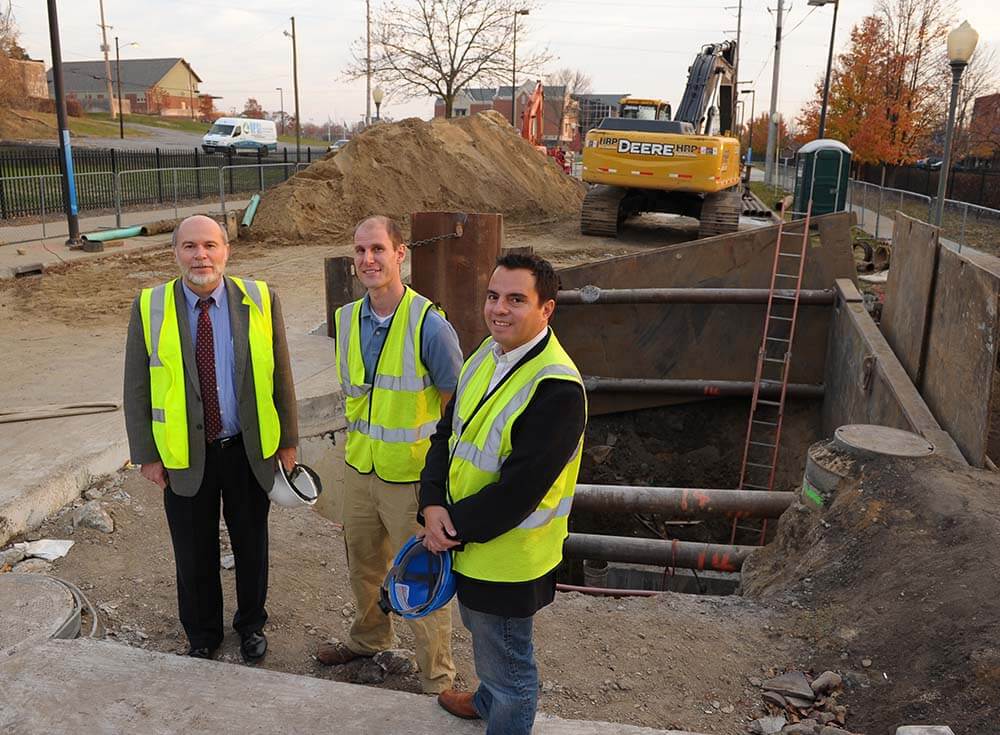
top-left (358, 294), bottom-right (462, 391)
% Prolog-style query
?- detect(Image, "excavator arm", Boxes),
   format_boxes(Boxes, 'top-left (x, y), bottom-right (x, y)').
top-left (673, 42), bottom-right (738, 136)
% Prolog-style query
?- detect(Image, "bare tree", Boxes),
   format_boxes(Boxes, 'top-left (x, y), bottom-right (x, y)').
top-left (0, 2), bottom-right (28, 107)
top-left (874, 0), bottom-right (957, 162)
top-left (545, 67), bottom-right (590, 144)
top-left (348, 0), bottom-right (551, 118)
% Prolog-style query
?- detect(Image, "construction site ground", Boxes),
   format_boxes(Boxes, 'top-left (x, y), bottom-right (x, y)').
top-left (0, 215), bottom-right (801, 735)
top-left (2, 105), bottom-right (988, 732)
top-left (2, 212), bottom-right (991, 733)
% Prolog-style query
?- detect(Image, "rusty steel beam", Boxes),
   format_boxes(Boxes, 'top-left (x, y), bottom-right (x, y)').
top-left (557, 286), bottom-right (836, 305)
top-left (573, 484), bottom-right (794, 519)
top-left (582, 377), bottom-right (824, 399)
top-left (564, 533), bottom-right (755, 572)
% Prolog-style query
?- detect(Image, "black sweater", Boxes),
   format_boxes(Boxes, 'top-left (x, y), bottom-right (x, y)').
top-left (418, 335), bottom-right (587, 618)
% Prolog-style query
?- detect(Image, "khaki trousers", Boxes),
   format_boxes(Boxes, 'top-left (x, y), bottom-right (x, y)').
top-left (342, 468), bottom-right (456, 694)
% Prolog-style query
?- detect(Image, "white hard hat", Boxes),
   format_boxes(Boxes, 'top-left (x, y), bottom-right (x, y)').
top-left (270, 462), bottom-right (323, 508)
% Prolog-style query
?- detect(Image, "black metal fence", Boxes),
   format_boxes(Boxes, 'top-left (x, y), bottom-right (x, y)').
top-left (0, 144), bottom-right (321, 219)
top-left (856, 163), bottom-right (1000, 211)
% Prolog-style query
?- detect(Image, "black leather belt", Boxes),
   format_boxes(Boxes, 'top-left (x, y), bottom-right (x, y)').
top-left (209, 433), bottom-right (243, 450)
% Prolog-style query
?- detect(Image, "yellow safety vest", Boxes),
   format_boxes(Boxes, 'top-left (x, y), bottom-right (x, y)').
top-left (139, 277), bottom-right (280, 469)
top-left (335, 287), bottom-right (443, 482)
top-left (448, 330), bottom-right (585, 583)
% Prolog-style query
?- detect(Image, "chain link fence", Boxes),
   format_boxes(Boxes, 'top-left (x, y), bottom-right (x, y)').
top-left (760, 163), bottom-right (999, 254)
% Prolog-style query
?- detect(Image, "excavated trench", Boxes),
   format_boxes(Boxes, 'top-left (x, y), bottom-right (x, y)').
top-left (559, 396), bottom-right (824, 596)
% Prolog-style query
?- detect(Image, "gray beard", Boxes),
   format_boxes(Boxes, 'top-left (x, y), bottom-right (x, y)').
top-left (185, 267), bottom-right (224, 286)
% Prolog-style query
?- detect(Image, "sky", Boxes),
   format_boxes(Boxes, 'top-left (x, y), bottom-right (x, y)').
top-left (15, 0), bottom-right (1000, 134)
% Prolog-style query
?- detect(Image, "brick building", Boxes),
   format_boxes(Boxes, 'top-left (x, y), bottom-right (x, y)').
top-left (434, 81), bottom-right (580, 150)
top-left (47, 58), bottom-right (203, 116)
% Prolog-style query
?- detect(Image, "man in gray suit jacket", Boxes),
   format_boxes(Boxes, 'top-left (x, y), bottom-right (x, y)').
top-left (123, 215), bottom-right (298, 663)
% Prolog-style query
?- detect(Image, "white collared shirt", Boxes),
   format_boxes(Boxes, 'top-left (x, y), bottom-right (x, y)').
top-left (487, 326), bottom-right (549, 393)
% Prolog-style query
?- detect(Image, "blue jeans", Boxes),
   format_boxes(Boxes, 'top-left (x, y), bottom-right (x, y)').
top-left (459, 602), bottom-right (538, 735)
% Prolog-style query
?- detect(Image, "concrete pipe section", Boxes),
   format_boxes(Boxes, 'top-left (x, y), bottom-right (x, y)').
top-left (0, 574), bottom-right (81, 656)
top-left (802, 424), bottom-right (936, 511)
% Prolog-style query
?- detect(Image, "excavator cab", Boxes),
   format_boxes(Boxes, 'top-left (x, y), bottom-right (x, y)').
top-left (619, 98), bottom-right (672, 121)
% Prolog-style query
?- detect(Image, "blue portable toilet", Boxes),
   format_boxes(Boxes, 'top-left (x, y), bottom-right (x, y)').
top-left (793, 139), bottom-right (852, 217)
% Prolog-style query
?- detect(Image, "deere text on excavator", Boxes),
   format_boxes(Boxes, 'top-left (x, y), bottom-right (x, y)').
top-left (580, 41), bottom-right (742, 239)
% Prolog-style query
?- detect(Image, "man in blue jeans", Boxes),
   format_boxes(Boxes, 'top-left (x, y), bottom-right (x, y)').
top-left (419, 253), bottom-right (587, 733)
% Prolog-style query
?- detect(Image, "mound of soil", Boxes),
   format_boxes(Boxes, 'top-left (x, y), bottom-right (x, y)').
top-left (742, 454), bottom-right (998, 732)
top-left (250, 111), bottom-right (585, 244)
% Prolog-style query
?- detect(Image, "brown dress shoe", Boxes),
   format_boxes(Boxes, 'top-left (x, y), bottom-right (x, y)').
top-left (316, 641), bottom-right (369, 666)
top-left (437, 689), bottom-right (480, 720)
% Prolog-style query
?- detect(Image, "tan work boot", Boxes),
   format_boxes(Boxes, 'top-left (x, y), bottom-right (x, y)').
top-left (316, 641), bottom-right (369, 666)
top-left (437, 689), bottom-right (480, 720)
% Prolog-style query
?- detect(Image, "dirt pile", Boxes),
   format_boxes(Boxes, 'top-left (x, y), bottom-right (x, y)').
top-left (741, 454), bottom-right (998, 733)
top-left (250, 110), bottom-right (585, 244)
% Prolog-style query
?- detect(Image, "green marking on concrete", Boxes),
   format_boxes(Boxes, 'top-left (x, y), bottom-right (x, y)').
top-left (801, 480), bottom-right (824, 508)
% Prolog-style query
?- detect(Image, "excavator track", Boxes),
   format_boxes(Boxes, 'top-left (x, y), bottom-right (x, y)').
top-left (580, 185), bottom-right (627, 237)
top-left (698, 187), bottom-right (741, 239)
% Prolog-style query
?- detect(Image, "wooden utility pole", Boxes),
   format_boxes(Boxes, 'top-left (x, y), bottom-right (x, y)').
top-left (98, 0), bottom-right (116, 118)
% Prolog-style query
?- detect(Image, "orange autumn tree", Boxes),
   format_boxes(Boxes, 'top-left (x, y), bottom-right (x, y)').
top-left (797, 16), bottom-right (902, 165)
top-left (740, 112), bottom-right (791, 161)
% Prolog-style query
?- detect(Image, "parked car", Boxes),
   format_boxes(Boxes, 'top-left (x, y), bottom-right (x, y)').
top-left (202, 117), bottom-right (277, 156)
top-left (328, 139), bottom-right (350, 153)
top-left (915, 157), bottom-right (943, 170)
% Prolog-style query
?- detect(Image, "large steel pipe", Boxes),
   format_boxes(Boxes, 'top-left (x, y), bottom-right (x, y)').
top-left (557, 286), bottom-right (836, 305)
top-left (564, 533), bottom-right (755, 572)
top-left (582, 377), bottom-right (824, 399)
top-left (573, 484), bottom-right (794, 519)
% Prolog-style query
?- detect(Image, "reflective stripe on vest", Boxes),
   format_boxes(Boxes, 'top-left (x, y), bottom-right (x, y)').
top-left (447, 330), bottom-right (586, 582)
top-left (335, 287), bottom-right (443, 482)
top-left (229, 276), bottom-right (280, 460)
top-left (139, 277), bottom-right (281, 469)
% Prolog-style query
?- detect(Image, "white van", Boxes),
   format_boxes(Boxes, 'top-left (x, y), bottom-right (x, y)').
top-left (202, 117), bottom-right (278, 156)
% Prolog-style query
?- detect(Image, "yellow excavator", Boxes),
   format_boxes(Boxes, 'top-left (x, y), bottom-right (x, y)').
top-left (580, 42), bottom-right (742, 239)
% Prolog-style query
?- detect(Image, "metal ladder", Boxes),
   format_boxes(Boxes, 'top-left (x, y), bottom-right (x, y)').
top-left (732, 201), bottom-right (813, 545)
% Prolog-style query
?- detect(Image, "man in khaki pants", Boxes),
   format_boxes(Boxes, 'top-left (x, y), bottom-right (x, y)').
top-left (319, 215), bottom-right (460, 694)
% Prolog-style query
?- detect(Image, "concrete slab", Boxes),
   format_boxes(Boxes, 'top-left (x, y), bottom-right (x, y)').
top-left (0, 638), bottom-right (708, 735)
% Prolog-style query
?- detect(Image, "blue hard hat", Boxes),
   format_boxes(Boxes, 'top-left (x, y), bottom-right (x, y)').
top-left (379, 535), bottom-right (456, 619)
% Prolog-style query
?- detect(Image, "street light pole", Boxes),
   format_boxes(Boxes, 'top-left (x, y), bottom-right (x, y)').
top-left (46, 0), bottom-right (82, 248)
top-left (284, 18), bottom-right (301, 162)
top-left (511, 9), bottom-right (529, 126)
top-left (933, 21), bottom-right (979, 227)
top-left (366, 0), bottom-right (372, 127)
top-left (809, 0), bottom-right (840, 139)
top-left (741, 86), bottom-right (756, 184)
top-left (115, 37), bottom-right (124, 139)
top-left (276, 87), bottom-right (284, 135)
top-left (373, 86), bottom-right (384, 121)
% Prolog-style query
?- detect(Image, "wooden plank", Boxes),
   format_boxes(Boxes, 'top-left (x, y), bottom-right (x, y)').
top-left (552, 213), bottom-right (856, 415)
top-left (881, 213), bottom-right (939, 382)
top-left (921, 247), bottom-right (1000, 467)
